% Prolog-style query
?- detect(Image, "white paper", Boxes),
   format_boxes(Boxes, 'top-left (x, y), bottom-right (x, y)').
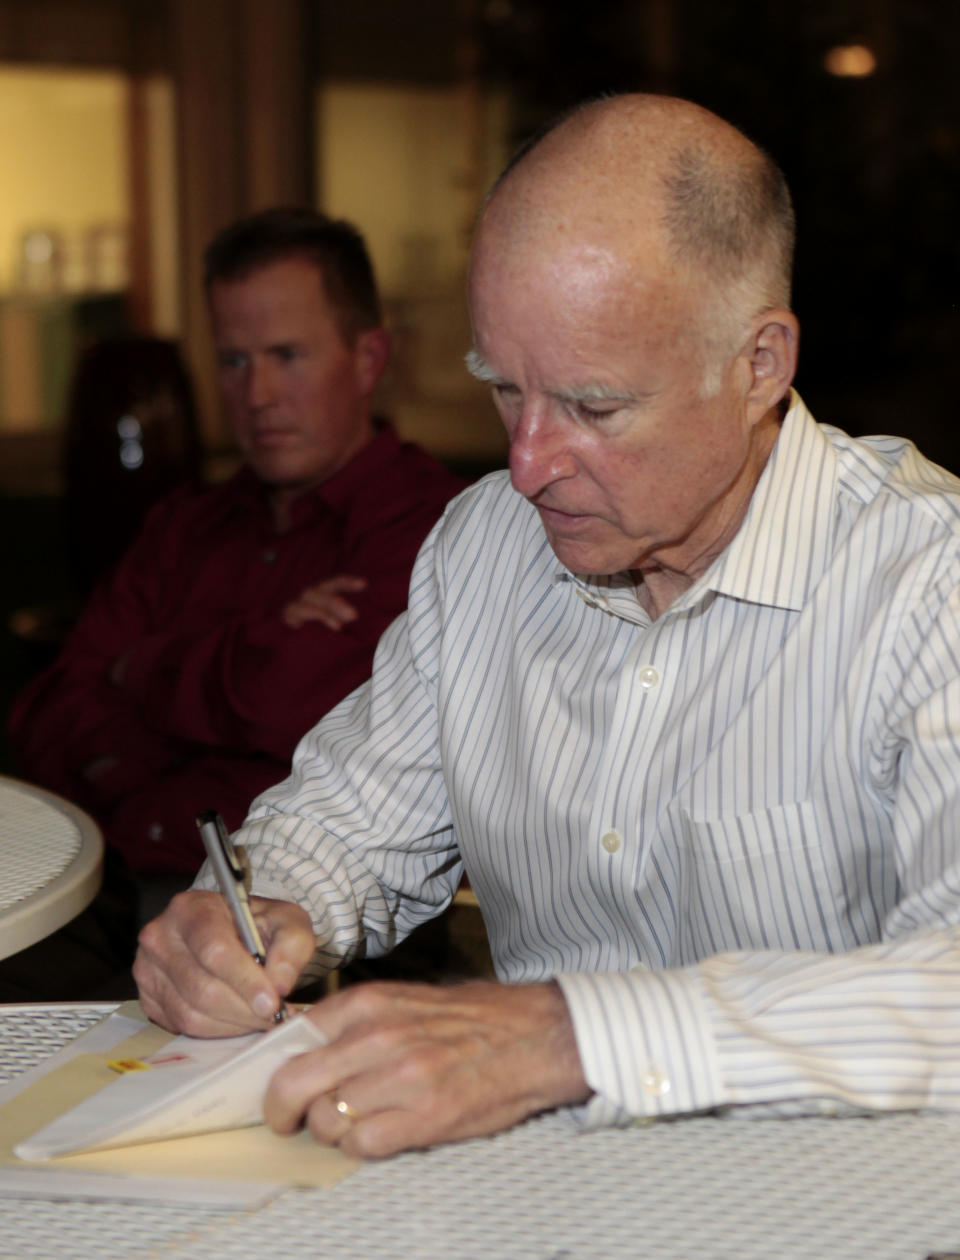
top-left (15, 1012), bottom-right (326, 1160)
top-left (0, 1166), bottom-right (281, 1208)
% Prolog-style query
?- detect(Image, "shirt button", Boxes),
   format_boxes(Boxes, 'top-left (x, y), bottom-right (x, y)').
top-left (641, 1068), bottom-right (671, 1097)
top-left (639, 665), bottom-right (659, 689)
top-left (601, 830), bottom-right (622, 854)
top-left (262, 549), bottom-right (277, 564)
top-left (148, 823), bottom-right (164, 843)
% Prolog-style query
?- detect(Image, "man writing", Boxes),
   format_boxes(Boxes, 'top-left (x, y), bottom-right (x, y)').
top-left (10, 208), bottom-right (465, 878)
top-left (136, 96), bottom-right (960, 1157)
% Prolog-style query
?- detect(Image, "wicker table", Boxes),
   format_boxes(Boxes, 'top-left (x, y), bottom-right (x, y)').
top-left (0, 777), bottom-right (103, 960)
top-left (2, 1002), bottom-right (960, 1259)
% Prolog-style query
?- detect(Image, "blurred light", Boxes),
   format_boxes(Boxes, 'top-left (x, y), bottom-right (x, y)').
top-left (117, 414), bottom-right (142, 440)
top-left (824, 45), bottom-right (877, 77)
top-left (119, 440), bottom-right (144, 470)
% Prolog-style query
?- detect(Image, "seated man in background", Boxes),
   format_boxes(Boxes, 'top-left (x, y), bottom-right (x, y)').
top-left (138, 95), bottom-right (960, 1159)
top-left (7, 208), bottom-right (464, 965)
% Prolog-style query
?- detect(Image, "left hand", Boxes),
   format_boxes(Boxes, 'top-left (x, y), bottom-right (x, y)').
top-left (264, 979), bottom-right (590, 1158)
top-left (282, 575), bottom-right (368, 630)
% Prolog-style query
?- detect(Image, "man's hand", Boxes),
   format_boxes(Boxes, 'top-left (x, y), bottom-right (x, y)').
top-left (264, 979), bottom-right (590, 1158)
top-left (134, 890), bottom-right (316, 1036)
top-left (282, 575), bottom-right (368, 630)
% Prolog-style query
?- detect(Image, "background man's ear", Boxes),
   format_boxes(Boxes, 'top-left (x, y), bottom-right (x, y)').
top-left (354, 327), bottom-right (392, 394)
top-left (745, 310), bottom-right (800, 417)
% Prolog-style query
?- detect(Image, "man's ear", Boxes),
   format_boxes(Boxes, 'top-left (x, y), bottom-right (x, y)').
top-left (353, 327), bottom-right (392, 395)
top-left (744, 310), bottom-right (799, 420)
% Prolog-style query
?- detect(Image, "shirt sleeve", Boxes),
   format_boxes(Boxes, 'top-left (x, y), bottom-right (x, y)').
top-left (558, 928), bottom-right (960, 1127)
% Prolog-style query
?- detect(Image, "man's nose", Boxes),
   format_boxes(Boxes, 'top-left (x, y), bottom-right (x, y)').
top-left (245, 359), bottom-right (277, 409)
top-left (508, 406), bottom-right (575, 499)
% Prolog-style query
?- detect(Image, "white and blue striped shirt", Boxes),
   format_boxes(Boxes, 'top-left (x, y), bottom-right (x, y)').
top-left (229, 392), bottom-right (960, 1126)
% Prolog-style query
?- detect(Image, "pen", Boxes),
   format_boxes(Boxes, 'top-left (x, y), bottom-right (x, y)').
top-left (196, 809), bottom-right (288, 1023)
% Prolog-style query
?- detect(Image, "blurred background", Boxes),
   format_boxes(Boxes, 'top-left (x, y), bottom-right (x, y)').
top-left (0, 0), bottom-right (958, 771)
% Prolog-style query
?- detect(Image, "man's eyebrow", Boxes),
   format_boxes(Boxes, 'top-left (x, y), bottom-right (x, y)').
top-left (464, 348), bottom-right (504, 384)
top-left (552, 382), bottom-right (639, 406)
top-left (465, 350), bottom-right (639, 405)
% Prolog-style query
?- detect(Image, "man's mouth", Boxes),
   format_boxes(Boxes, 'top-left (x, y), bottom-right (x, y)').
top-left (536, 503), bottom-right (591, 526)
top-left (249, 427), bottom-right (295, 445)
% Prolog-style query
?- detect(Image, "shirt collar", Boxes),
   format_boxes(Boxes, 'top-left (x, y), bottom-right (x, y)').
top-left (550, 391), bottom-right (838, 617)
top-left (695, 390), bottom-right (839, 612)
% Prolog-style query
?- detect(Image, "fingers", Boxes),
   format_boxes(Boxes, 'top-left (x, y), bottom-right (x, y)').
top-left (134, 891), bottom-right (311, 1035)
top-left (283, 596), bottom-right (358, 630)
top-left (252, 896), bottom-right (317, 998)
top-left (281, 575), bottom-right (368, 630)
top-left (321, 575), bottom-right (368, 594)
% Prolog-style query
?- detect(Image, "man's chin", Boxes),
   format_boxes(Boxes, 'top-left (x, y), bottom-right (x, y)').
top-left (543, 530), bottom-right (624, 578)
top-left (246, 454), bottom-right (311, 488)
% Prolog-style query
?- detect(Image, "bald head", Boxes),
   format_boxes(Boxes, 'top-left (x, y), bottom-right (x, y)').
top-left (473, 95), bottom-right (794, 373)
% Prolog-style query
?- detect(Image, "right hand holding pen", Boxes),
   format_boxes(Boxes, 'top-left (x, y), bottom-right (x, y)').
top-left (134, 890), bottom-right (316, 1036)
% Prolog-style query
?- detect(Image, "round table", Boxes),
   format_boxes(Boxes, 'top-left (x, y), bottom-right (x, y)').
top-left (0, 776), bottom-right (103, 960)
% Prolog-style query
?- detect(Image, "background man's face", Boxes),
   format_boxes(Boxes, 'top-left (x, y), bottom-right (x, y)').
top-left (468, 236), bottom-right (763, 580)
top-left (209, 256), bottom-right (376, 498)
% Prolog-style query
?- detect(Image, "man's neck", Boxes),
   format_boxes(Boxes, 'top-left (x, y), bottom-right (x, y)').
top-left (632, 404), bottom-right (783, 620)
top-left (264, 419), bottom-right (379, 532)
top-left (269, 486), bottom-right (307, 533)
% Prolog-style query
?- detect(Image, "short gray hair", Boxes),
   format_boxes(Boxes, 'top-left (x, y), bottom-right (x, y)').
top-left (662, 144), bottom-right (795, 393)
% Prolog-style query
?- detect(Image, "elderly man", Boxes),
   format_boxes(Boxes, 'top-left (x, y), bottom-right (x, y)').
top-left (11, 208), bottom-right (464, 879)
top-left (136, 95), bottom-right (960, 1158)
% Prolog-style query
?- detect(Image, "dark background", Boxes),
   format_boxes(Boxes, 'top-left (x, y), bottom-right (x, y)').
top-left (320, 0), bottom-right (960, 468)
top-left (2, 0), bottom-right (959, 775)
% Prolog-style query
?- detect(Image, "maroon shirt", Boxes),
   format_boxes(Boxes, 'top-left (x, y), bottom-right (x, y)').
top-left (10, 424), bottom-right (466, 875)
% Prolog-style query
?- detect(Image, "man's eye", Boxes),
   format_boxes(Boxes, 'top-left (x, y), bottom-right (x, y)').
top-left (218, 352), bottom-right (245, 370)
top-left (575, 402), bottom-right (617, 421)
top-left (275, 346), bottom-right (299, 363)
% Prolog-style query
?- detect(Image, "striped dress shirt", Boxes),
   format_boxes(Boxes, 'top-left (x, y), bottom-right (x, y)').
top-left (225, 392), bottom-right (960, 1128)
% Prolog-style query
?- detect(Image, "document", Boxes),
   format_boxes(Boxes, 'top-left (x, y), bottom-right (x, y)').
top-left (15, 1012), bottom-right (326, 1160)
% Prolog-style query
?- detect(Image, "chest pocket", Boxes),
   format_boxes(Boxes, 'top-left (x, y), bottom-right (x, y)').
top-left (679, 800), bottom-right (855, 959)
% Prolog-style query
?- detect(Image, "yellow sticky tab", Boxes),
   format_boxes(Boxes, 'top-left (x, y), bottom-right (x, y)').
top-left (107, 1058), bottom-right (152, 1074)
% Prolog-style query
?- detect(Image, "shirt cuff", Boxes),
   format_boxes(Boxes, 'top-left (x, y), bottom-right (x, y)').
top-left (556, 966), bottom-right (726, 1124)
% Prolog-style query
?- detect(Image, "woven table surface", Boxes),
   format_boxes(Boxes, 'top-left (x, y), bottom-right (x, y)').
top-left (2, 1004), bottom-right (960, 1260)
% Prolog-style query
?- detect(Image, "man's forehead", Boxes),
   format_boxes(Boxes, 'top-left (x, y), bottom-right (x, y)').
top-left (471, 177), bottom-right (668, 299)
top-left (469, 224), bottom-right (681, 341)
top-left (208, 260), bottom-right (338, 333)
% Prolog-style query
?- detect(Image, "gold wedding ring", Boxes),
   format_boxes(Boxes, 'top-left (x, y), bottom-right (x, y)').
top-left (334, 1094), bottom-right (359, 1122)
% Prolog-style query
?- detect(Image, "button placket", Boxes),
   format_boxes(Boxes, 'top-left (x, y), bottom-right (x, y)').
top-left (586, 623), bottom-right (675, 896)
